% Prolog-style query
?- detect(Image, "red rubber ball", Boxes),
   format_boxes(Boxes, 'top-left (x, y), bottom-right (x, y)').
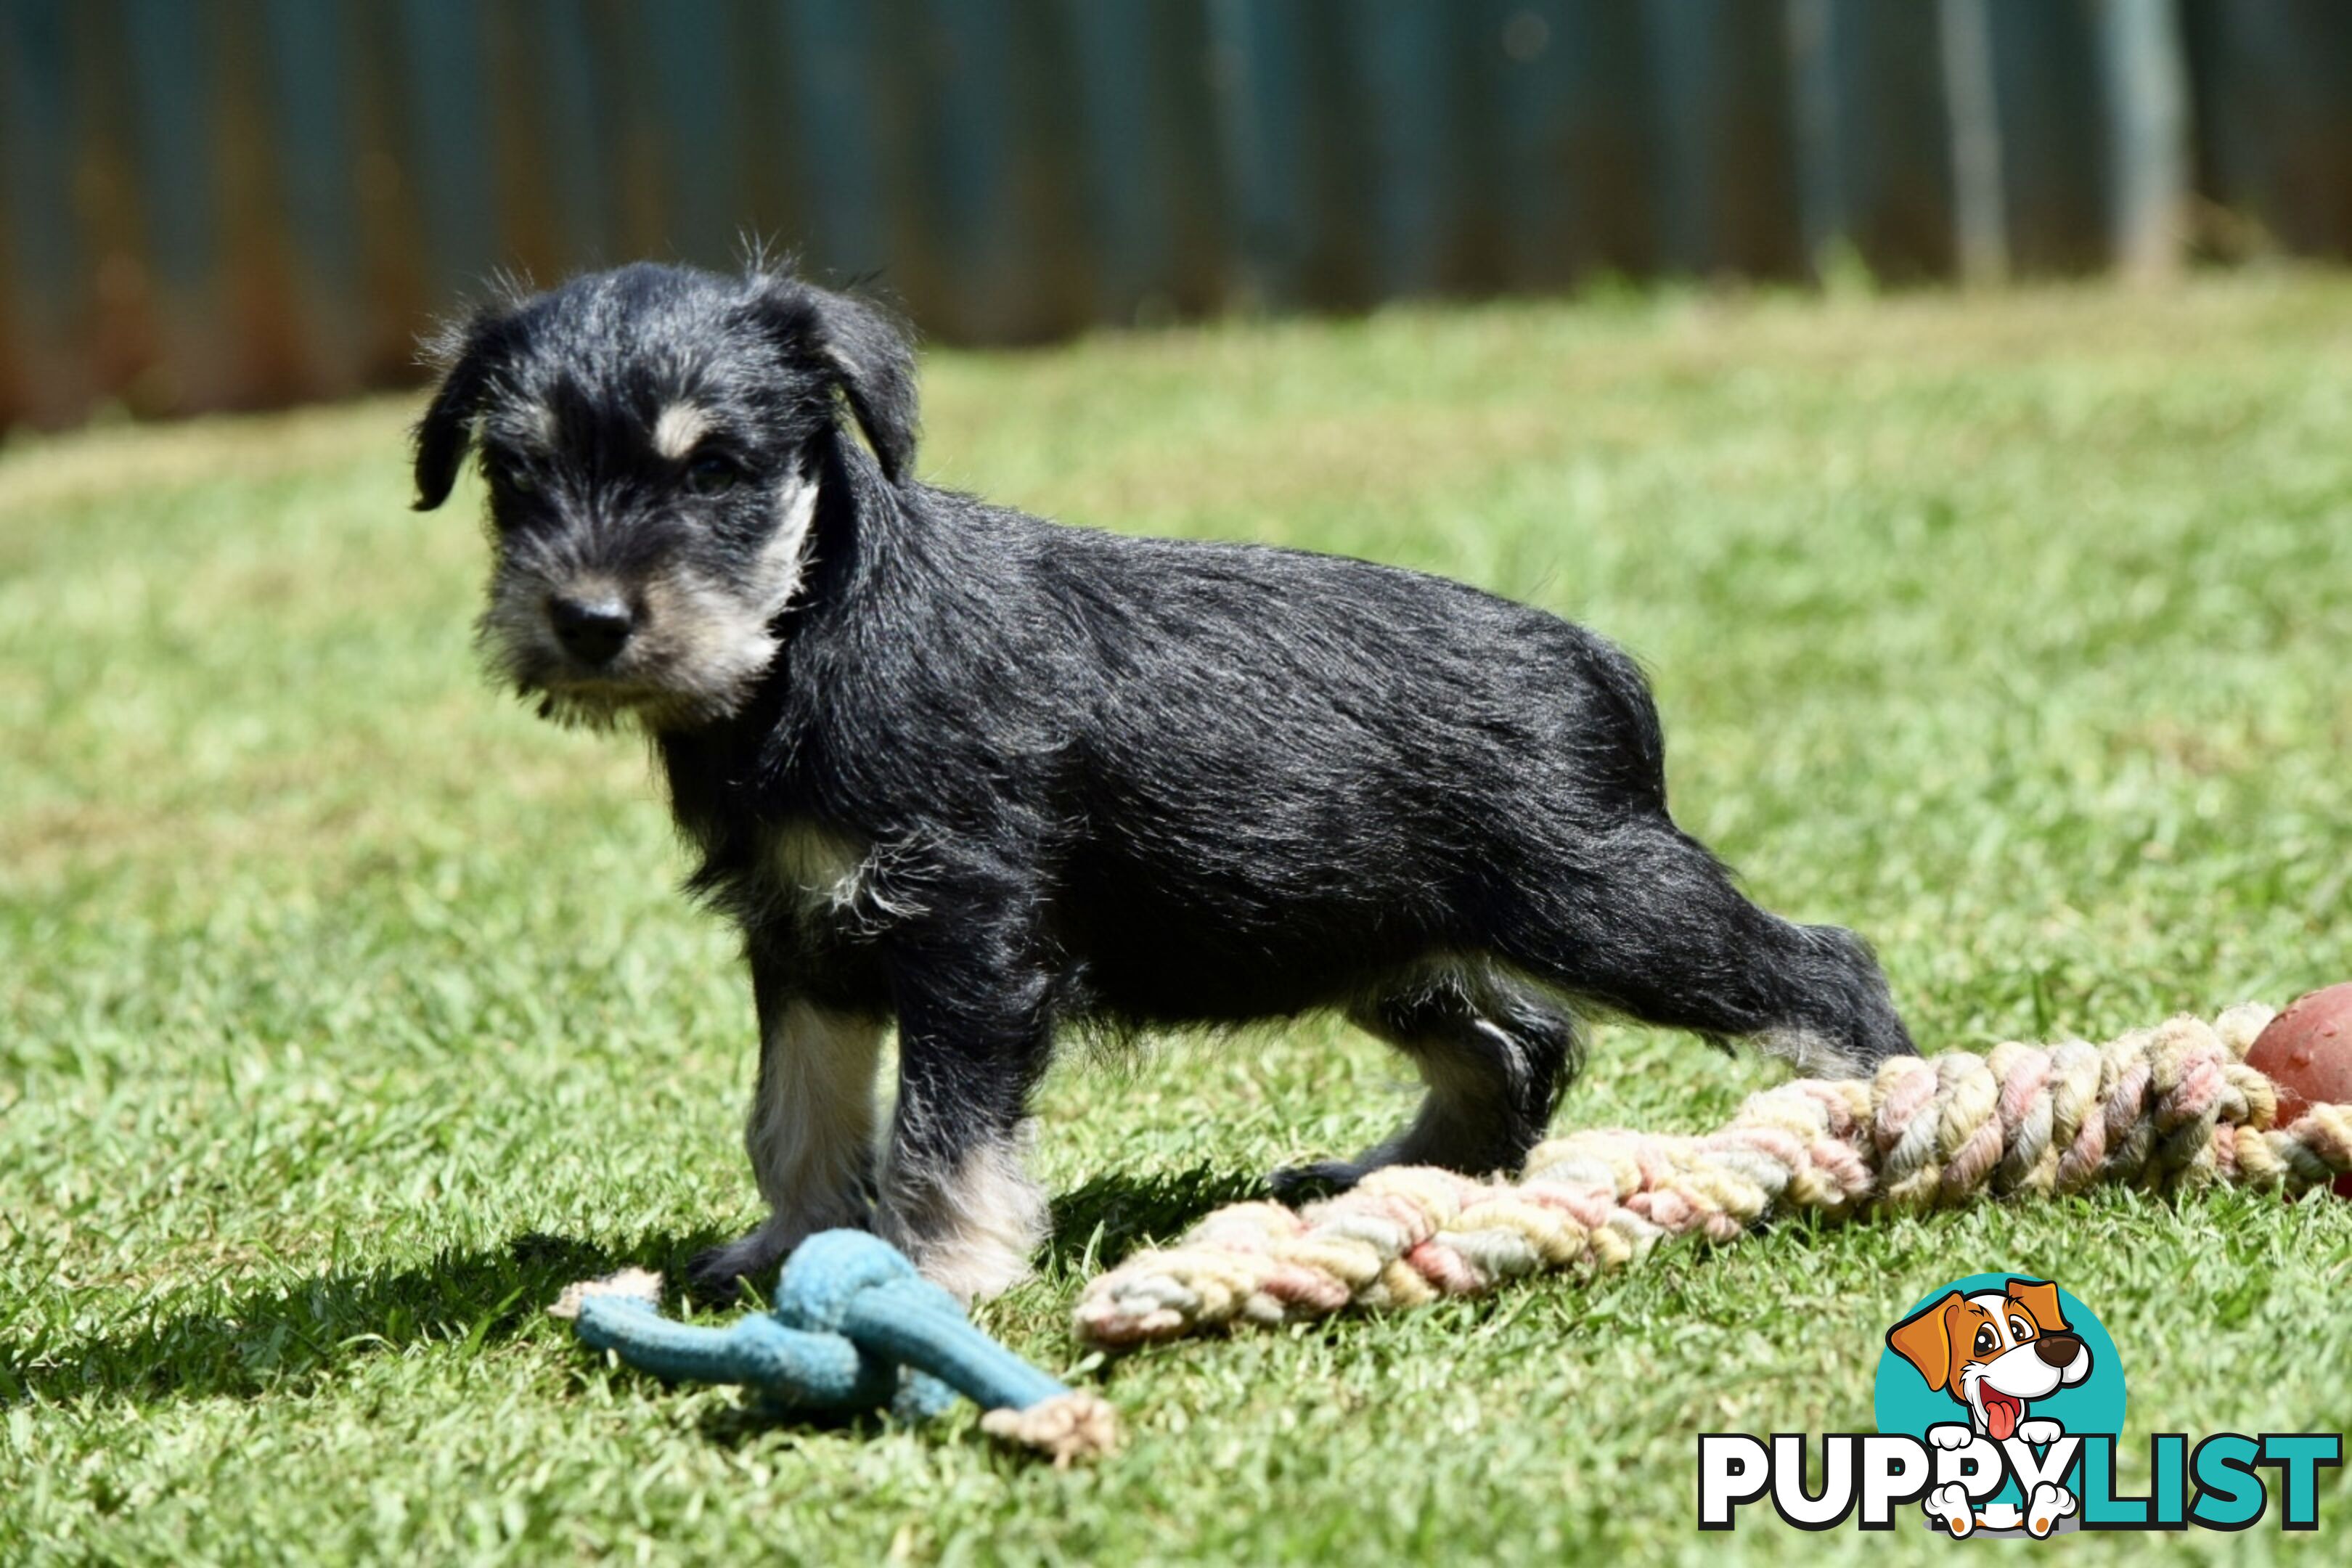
top-left (2245, 983), bottom-right (2352, 1198)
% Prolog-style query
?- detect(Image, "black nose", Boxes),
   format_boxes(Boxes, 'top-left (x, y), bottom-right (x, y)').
top-left (549, 593), bottom-right (634, 665)
top-left (2034, 1332), bottom-right (2081, 1367)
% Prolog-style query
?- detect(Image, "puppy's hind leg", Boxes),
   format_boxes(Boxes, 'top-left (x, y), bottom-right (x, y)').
top-left (1272, 964), bottom-right (1578, 1199)
top-left (687, 947), bottom-right (886, 1300)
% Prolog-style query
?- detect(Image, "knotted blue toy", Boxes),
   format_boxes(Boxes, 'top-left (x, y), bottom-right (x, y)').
top-left (548, 1230), bottom-right (1117, 1463)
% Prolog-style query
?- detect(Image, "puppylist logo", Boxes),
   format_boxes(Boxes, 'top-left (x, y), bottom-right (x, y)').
top-left (1698, 1274), bottom-right (2341, 1537)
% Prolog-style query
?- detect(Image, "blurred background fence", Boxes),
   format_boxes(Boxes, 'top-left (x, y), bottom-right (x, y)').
top-left (2, 0), bottom-right (2350, 429)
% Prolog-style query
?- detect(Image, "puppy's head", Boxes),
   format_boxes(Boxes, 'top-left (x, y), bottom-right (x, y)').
top-left (1885, 1278), bottom-right (2091, 1440)
top-left (412, 263), bottom-right (917, 730)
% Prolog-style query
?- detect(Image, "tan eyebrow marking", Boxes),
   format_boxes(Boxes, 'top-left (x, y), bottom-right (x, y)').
top-left (651, 401), bottom-right (711, 461)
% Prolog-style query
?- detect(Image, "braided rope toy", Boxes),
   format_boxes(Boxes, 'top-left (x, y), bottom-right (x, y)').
top-left (549, 1229), bottom-right (1116, 1464)
top-left (1074, 1004), bottom-right (2352, 1348)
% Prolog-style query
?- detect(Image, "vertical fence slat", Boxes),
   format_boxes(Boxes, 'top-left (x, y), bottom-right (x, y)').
top-left (393, 0), bottom-right (499, 299)
top-left (0, 0), bottom-right (91, 421)
top-left (1490, 0), bottom-right (1572, 293)
top-left (1433, 2), bottom-right (1514, 299)
top-left (908, 0), bottom-right (1018, 338)
top-left (1292, 0), bottom-right (1378, 311)
top-left (1644, 0), bottom-right (1710, 272)
top-left (121, 0), bottom-right (216, 305)
top-left (120, 0), bottom-right (223, 409)
top-left (1787, 0), bottom-right (1845, 271)
top-left (1644, 0), bottom-right (1805, 279)
top-left (1795, 0), bottom-right (1958, 281)
top-left (644, 0), bottom-right (740, 268)
top-left (1003, 0), bottom-right (1096, 340)
top-left (259, 0), bottom-right (366, 393)
top-left (73, 2), bottom-right (164, 400)
top-left (1357, 0), bottom-right (1454, 301)
top-left (212, 0), bottom-right (306, 406)
top-left (1986, 0), bottom-right (2112, 274)
top-left (532, 0), bottom-right (619, 270)
top-left (1066, 0), bottom-right (1190, 324)
top-left (1940, 0), bottom-right (2008, 282)
top-left (1543, 0), bottom-right (1661, 284)
top-left (1147, 0), bottom-right (1228, 319)
top-left (774, 0), bottom-right (890, 287)
top-left (730, 0), bottom-right (802, 265)
top-left (482, 1), bottom-right (554, 283)
top-left (1850, 0), bottom-right (1960, 281)
top-left (2096, 0), bottom-right (2189, 277)
top-left (486, 0), bottom-right (604, 284)
top-left (1206, 0), bottom-right (1310, 310)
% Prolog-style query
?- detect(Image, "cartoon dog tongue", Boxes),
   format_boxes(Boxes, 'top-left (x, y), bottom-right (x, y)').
top-left (1983, 1391), bottom-right (2022, 1441)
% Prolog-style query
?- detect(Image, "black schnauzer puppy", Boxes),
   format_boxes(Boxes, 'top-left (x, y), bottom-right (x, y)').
top-left (413, 263), bottom-right (1914, 1302)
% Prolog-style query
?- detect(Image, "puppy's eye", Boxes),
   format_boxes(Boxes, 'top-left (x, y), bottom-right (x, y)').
top-left (1974, 1326), bottom-right (1997, 1355)
top-left (684, 454), bottom-right (740, 497)
top-left (2010, 1317), bottom-right (2033, 1340)
top-left (495, 460), bottom-right (538, 495)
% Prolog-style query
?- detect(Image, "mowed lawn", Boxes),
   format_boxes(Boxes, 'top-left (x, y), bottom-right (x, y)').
top-left (4, 275), bottom-right (2351, 1565)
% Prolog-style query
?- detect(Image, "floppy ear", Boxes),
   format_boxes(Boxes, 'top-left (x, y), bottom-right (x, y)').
top-left (2005, 1278), bottom-right (2068, 1334)
top-left (410, 309), bottom-right (507, 511)
top-left (1886, 1292), bottom-right (1965, 1391)
top-left (757, 279), bottom-right (919, 483)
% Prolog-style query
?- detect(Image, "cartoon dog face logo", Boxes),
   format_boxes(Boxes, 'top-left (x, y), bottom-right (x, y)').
top-left (1885, 1277), bottom-right (2092, 1442)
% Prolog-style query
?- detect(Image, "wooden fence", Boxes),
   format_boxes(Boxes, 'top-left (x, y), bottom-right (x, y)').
top-left (2, 0), bottom-right (2349, 428)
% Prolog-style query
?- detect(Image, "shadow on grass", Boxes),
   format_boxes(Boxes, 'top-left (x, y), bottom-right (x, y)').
top-left (693, 1397), bottom-right (902, 1448)
top-left (7, 1167), bottom-right (1271, 1410)
top-left (1, 1228), bottom-right (728, 1408)
top-left (1045, 1162), bottom-right (1268, 1272)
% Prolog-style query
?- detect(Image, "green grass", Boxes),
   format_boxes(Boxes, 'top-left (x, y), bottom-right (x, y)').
top-left (5, 274), bottom-right (2351, 1565)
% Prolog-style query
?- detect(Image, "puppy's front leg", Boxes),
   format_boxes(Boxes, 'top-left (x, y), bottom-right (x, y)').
top-left (873, 951), bottom-right (1053, 1304)
top-left (687, 940), bottom-right (885, 1298)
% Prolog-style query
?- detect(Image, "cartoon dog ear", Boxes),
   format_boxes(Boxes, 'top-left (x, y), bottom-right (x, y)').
top-left (411, 309), bottom-right (508, 511)
top-left (2005, 1278), bottom-right (2068, 1334)
top-left (754, 277), bottom-right (919, 483)
top-left (1887, 1291), bottom-right (1967, 1391)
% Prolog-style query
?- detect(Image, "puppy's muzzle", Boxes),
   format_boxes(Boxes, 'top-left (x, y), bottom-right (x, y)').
top-left (2033, 1332), bottom-right (2082, 1368)
top-left (549, 591), bottom-right (635, 666)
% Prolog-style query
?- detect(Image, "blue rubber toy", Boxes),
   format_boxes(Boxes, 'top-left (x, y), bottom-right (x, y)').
top-left (550, 1230), bottom-right (1116, 1463)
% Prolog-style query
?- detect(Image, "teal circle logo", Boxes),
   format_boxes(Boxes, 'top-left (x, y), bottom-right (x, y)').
top-left (1877, 1275), bottom-right (2125, 1440)
top-left (1875, 1275), bottom-right (2126, 1530)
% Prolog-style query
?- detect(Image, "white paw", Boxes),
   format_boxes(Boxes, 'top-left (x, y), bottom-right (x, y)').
top-left (910, 1232), bottom-right (1037, 1305)
top-left (878, 1158), bottom-right (1048, 1307)
top-left (1924, 1482), bottom-right (1976, 1537)
top-left (2026, 1483), bottom-right (2077, 1538)
top-left (1927, 1422), bottom-right (1976, 1451)
top-left (2014, 1418), bottom-right (2063, 1446)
